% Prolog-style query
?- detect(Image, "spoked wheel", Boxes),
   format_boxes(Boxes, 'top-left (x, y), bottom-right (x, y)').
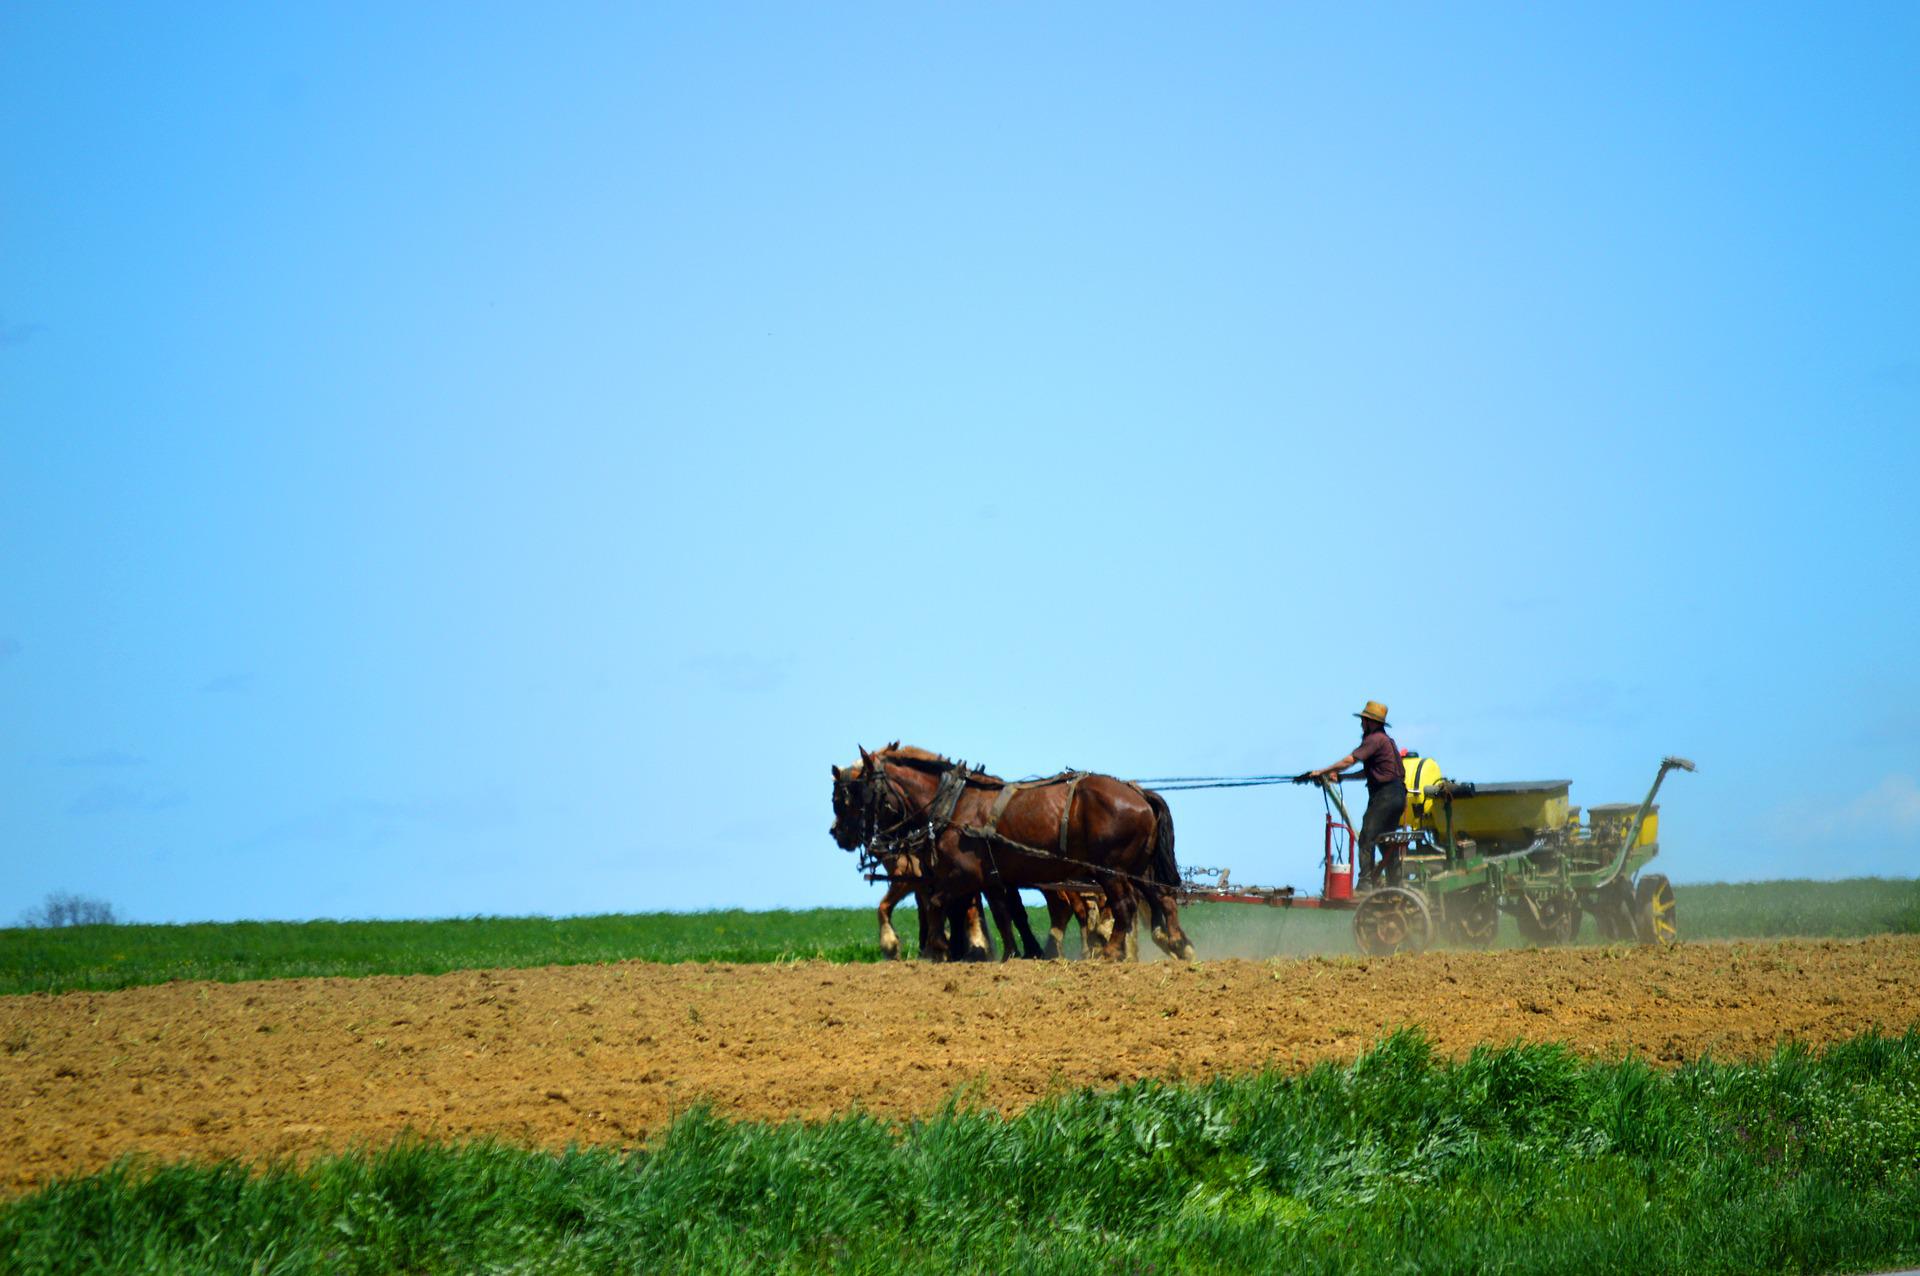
top-left (1353, 886), bottom-right (1434, 956)
top-left (1442, 887), bottom-right (1499, 948)
top-left (1515, 892), bottom-right (1580, 946)
top-left (1633, 873), bottom-right (1678, 947)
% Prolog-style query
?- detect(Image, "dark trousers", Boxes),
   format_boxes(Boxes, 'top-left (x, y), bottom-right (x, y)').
top-left (1358, 785), bottom-right (1404, 885)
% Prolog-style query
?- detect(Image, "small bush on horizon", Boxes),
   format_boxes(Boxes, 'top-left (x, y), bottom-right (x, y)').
top-left (16, 892), bottom-right (117, 930)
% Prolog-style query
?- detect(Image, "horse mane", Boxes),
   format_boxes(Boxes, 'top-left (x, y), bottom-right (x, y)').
top-left (882, 744), bottom-right (948, 765)
top-left (869, 743), bottom-right (1004, 784)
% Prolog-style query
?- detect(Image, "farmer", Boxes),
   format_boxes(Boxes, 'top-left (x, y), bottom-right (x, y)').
top-left (1304, 700), bottom-right (1406, 890)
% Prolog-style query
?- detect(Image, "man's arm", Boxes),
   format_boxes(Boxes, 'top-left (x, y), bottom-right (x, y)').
top-left (1312, 752), bottom-right (1358, 782)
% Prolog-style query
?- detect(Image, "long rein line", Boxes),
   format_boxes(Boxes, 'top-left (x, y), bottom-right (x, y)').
top-left (1139, 777), bottom-right (1295, 791)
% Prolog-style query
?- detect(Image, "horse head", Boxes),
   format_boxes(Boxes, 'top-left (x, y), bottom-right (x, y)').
top-left (829, 743), bottom-right (929, 851)
top-left (829, 754), bottom-right (869, 850)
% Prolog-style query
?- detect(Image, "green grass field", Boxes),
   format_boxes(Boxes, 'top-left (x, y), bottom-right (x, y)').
top-left (1181, 874), bottom-right (1920, 961)
top-left (6, 1027), bottom-right (1919, 1274)
top-left (0, 908), bottom-right (884, 996)
top-left (2, 877), bottom-right (1916, 996)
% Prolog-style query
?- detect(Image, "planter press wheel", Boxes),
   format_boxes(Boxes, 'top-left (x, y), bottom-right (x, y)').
top-left (1633, 873), bottom-right (1678, 947)
top-left (1352, 886), bottom-right (1434, 956)
top-left (1442, 887), bottom-right (1499, 948)
top-left (1515, 892), bottom-right (1580, 946)
top-left (1589, 882), bottom-right (1637, 942)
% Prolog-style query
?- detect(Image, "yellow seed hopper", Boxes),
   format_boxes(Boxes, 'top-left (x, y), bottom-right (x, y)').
top-left (1400, 755), bottom-right (1571, 850)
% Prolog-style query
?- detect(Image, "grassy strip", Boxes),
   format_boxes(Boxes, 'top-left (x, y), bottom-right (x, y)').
top-left (5, 1028), bottom-right (1920, 1274)
top-left (3, 877), bottom-right (1917, 996)
top-left (0, 910), bottom-right (883, 996)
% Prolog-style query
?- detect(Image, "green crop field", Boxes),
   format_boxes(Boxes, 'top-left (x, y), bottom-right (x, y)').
top-left (0, 909), bottom-right (877, 996)
top-left (2, 877), bottom-right (1917, 996)
top-left (5, 1028), bottom-right (1920, 1274)
top-left (1180, 874), bottom-right (1920, 961)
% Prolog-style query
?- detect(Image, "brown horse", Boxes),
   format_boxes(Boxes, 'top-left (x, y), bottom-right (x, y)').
top-left (836, 768), bottom-right (1045, 960)
top-left (833, 744), bottom-right (1196, 962)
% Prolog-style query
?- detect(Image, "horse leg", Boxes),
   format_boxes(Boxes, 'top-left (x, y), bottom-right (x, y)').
top-left (1041, 890), bottom-right (1071, 959)
top-left (1002, 887), bottom-right (1047, 959)
top-left (981, 886), bottom-right (1043, 960)
top-left (1080, 891), bottom-right (1112, 959)
top-left (920, 889), bottom-right (955, 962)
top-left (877, 879), bottom-right (913, 960)
top-left (967, 898), bottom-right (993, 961)
top-left (982, 888), bottom-right (1019, 962)
top-left (1098, 881), bottom-right (1137, 961)
top-left (952, 896), bottom-right (992, 962)
top-left (1142, 887), bottom-right (1197, 962)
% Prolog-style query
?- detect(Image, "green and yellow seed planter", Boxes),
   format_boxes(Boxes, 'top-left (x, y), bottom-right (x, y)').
top-left (1321, 756), bottom-right (1695, 955)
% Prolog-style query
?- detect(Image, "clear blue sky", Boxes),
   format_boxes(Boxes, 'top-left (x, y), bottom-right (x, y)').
top-left (3, 3), bottom-right (1916, 923)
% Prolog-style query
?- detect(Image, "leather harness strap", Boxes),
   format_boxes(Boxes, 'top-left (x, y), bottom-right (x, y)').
top-left (1057, 773), bottom-right (1084, 856)
top-left (961, 771), bottom-right (1087, 847)
top-left (986, 782), bottom-right (1022, 831)
top-left (928, 766), bottom-right (969, 828)
top-left (931, 768), bottom-right (1167, 894)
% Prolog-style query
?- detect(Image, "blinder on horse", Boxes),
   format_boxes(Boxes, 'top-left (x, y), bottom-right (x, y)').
top-left (841, 756), bottom-right (969, 884)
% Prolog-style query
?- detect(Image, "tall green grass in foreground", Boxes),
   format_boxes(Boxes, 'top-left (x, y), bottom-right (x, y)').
top-left (6, 1028), bottom-right (1920, 1275)
top-left (3, 877), bottom-right (1917, 995)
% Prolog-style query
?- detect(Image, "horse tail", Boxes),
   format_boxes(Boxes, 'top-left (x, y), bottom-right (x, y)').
top-left (1142, 788), bottom-right (1179, 889)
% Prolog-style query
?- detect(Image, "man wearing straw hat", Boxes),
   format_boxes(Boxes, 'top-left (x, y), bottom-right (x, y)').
top-left (1308, 701), bottom-right (1406, 890)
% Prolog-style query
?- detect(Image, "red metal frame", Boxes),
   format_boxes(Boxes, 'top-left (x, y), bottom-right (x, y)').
top-left (1323, 811), bottom-right (1355, 902)
top-left (1176, 804), bottom-right (1360, 911)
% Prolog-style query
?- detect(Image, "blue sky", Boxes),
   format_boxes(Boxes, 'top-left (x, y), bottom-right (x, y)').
top-left (3, 3), bottom-right (1916, 923)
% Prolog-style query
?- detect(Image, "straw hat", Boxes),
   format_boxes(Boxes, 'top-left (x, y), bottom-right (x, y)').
top-left (1354, 700), bottom-right (1390, 726)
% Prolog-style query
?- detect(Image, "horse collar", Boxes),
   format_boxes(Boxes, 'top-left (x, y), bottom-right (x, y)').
top-left (928, 763), bottom-right (969, 830)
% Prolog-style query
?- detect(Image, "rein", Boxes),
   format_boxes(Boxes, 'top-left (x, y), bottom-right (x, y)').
top-left (848, 758), bottom-right (965, 875)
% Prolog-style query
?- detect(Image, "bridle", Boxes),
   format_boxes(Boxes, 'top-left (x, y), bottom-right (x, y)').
top-left (844, 755), bottom-right (968, 880)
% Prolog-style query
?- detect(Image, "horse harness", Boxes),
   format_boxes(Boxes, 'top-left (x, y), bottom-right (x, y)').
top-left (963, 773), bottom-right (1085, 871)
top-left (861, 760), bottom-right (1164, 894)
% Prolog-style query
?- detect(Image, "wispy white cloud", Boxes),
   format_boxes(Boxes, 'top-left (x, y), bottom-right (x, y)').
top-left (1766, 774), bottom-right (1920, 848)
top-left (1839, 775), bottom-right (1920, 834)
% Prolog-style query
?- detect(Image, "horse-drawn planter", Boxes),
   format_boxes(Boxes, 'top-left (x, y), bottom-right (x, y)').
top-left (1181, 754), bottom-right (1695, 956)
top-left (834, 741), bottom-right (1693, 961)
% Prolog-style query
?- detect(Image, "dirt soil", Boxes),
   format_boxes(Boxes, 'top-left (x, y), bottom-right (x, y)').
top-left (4, 936), bottom-right (1919, 1193)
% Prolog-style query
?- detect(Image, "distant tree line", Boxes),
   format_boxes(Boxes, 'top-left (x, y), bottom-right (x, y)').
top-left (18, 891), bottom-right (118, 928)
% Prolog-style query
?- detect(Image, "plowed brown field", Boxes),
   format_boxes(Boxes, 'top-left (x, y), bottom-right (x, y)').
top-left (4, 936), bottom-right (1918, 1193)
